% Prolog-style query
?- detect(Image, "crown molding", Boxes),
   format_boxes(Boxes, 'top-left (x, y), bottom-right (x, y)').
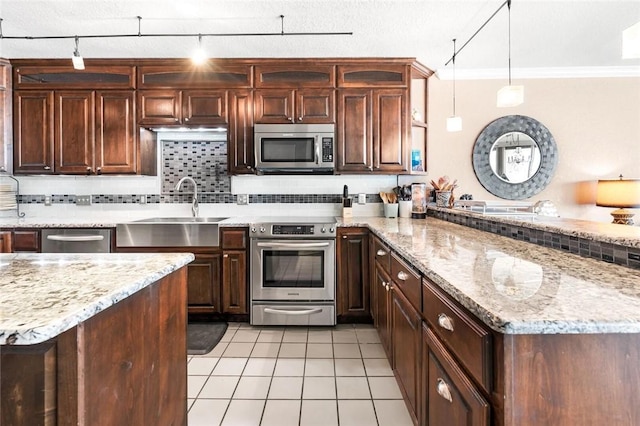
top-left (435, 66), bottom-right (640, 80)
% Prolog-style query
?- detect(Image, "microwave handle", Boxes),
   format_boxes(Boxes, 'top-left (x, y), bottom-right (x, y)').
top-left (315, 136), bottom-right (320, 165)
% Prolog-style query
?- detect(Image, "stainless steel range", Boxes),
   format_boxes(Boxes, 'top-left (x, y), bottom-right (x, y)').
top-left (250, 216), bottom-right (337, 326)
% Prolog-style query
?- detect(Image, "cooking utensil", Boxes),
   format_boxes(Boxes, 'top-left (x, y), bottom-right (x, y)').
top-left (387, 192), bottom-right (397, 203)
top-left (379, 192), bottom-right (388, 203)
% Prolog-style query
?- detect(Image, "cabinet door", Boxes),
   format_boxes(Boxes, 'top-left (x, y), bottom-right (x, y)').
top-left (0, 231), bottom-right (12, 253)
top-left (187, 252), bottom-right (222, 315)
top-left (392, 288), bottom-right (421, 423)
top-left (337, 89), bottom-right (373, 172)
top-left (254, 89), bottom-right (295, 123)
top-left (228, 89), bottom-right (255, 174)
top-left (374, 263), bottom-right (392, 359)
top-left (295, 89), bottom-right (335, 123)
top-left (54, 91), bottom-right (95, 174)
top-left (12, 230), bottom-right (40, 252)
top-left (337, 228), bottom-right (370, 321)
top-left (95, 91), bottom-right (136, 174)
top-left (222, 250), bottom-right (248, 314)
top-left (14, 91), bottom-right (55, 174)
top-left (373, 89), bottom-right (409, 173)
top-left (182, 90), bottom-right (227, 125)
top-left (423, 325), bottom-right (490, 426)
top-left (138, 90), bottom-right (181, 125)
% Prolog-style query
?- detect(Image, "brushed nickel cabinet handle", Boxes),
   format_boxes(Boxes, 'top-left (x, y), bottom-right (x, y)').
top-left (44, 166), bottom-right (51, 170)
top-left (437, 313), bottom-right (455, 332)
top-left (397, 271), bottom-right (409, 281)
top-left (376, 249), bottom-right (387, 256)
top-left (436, 378), bottom-right (453, 402)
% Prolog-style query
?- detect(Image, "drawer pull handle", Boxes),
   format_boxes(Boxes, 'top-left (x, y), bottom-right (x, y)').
top-left (376, 249), bottom-right (387, 256)
top-left (396, 271), bottom-right (409, 281)
top-left (437, 313), bottom-right (454, 332)
top-left (436, 378), bottom-right (453, 402)
top-left (385, 283), bottom-right (391, 292)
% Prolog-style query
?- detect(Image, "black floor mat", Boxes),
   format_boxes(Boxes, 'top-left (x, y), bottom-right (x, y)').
top-left (187, 322), bottom-right (228, 355)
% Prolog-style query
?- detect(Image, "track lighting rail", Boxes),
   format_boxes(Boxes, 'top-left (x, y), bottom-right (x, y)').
top-left (0, 15), bottom-right (353, 41)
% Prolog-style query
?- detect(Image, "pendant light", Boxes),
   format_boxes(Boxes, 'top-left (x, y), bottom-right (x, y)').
top-left (191, 34), bottom-right (207, 65)
top-left (72, 36), bottom-right (85, 70)
top-left (497, 0), bottom-right (523, 107)
top-left (446, 38), bottom-right (462, 132)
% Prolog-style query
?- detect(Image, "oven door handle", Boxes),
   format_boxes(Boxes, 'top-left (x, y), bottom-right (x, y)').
top-left (264, 307), bottom-right (324, 316)
top-left (256, 242), bottom-right (331, 249)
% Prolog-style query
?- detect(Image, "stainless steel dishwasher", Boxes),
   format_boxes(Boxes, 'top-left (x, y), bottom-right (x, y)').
top-left (41, 228), bottom-right (112, 253)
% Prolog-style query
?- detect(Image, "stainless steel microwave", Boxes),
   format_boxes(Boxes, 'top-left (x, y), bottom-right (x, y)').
top-left (254, 123), bottom-right (335, 174)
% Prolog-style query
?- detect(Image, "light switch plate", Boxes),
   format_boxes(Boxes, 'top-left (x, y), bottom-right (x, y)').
top-left (44, 195), bottom-right (52, 206)
top-left (358, 193), bottom-right (366, 204)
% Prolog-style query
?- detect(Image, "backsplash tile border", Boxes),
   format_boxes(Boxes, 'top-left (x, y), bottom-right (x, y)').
top-left (428, 208), bottom-right (640, 270)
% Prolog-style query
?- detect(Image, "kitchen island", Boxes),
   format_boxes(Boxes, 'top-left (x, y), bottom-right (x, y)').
top-left (0, 252), bottom-right (194, 426)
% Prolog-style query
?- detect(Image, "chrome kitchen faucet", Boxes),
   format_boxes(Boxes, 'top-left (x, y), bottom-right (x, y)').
top-left (175, 176), bottom-right (199, 218)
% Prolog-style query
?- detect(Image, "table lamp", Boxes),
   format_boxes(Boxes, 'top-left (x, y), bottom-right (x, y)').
top-left (596, 175), bottom-right (640, 225)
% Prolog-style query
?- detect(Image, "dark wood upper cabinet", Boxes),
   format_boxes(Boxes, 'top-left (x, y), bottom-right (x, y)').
top-left (54, 90), bottom-right (95, 174)
top-left (13, 62), bottom-right (135, 89)
top-left (95, 91), bottom-right (136, 174)
top-left (227, 89), bottom-right (255, 174)
top-left (336, 89), bottom-right (372, 172)
top-left (138, 64), bottom-right (252, 89)
top-left (337, 64), bottom-right (410, 88)
top-left (183, 90), bottom-right (227, 125)
top-left (254, 65), bottom-right (335, 88)
top-left (138, 90), bottom-right (229, 126)
top-left (137, 90), bottom-right (182, 125)
top-left (254, 89), bottom-right (334, 124)
top-left (14, 90), bottom-right (55, 174)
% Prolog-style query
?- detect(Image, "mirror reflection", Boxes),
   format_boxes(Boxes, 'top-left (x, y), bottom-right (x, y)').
top-left (489, 132), bottom-right (541, 184)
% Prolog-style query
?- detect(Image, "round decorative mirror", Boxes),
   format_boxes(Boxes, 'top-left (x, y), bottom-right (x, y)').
top-left (472, 115), bottom-right (558, 200)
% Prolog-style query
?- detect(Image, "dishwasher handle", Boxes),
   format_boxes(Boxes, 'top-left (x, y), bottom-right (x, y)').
top-left (46, 234), bottom-right (105, 242)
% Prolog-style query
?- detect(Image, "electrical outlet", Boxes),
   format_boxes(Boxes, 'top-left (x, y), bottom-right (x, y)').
top-left (139, 195), bottom-right (147, 204)
top-left (44, 195), bottom-right (52, 206)
top-left (358, 193), bottom-right (366, 204)
top-left (76, 195), bottom-right (92, 206)
top-left (237, 194), bottom-right (249, 205)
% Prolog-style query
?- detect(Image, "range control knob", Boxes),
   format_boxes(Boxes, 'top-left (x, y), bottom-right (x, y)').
top-left (250, 227), bottom-right (257, 233)
top-left (329, 227), bottom-right (335, 233)
top-left (321, 227), bottom-right (326, 233)
top-left (259, 226), bottom-right (266, 233)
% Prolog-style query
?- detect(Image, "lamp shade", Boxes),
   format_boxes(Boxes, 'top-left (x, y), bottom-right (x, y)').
top-left (596, 178), bottom-right (640, 208)
top-left (446, 116), bottom-right (462, 132)
top-left (497, 85), bottom-right (524, 107)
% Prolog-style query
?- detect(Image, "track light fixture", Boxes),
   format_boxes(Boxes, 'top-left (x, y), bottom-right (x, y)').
top-left (192, 34), bottom-right (207, 65)
top-left (72, 36), bottom-right (85, 70)
top-left (497, 0), bottom-right (524, 107)
top-left (446, 38), bottom-right (462, 132)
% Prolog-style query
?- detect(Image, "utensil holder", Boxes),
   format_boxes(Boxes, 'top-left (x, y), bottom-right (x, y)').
top-left (399, 200), bottom-right (412, 218)
top-left (383, 203), bottom-right (399, 218)
top-left (435, 190), bottom-right (452, 208)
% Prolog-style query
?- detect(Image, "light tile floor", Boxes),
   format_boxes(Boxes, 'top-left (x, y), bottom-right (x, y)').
top-left (188, 322), bottom-right (414, 426)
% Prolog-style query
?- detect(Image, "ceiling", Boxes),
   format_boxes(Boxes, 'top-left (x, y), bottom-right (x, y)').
top-left (1, 0), bottom-right (639, 78)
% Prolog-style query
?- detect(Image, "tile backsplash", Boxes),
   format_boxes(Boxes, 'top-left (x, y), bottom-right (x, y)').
top-left (162, 139), bottom-right (230, 194)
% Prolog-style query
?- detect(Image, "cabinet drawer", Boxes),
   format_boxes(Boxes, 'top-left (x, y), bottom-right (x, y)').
top-left (372, 236), bottom-right (390, 273)
top-left (390, 253), bottom-right (421, 311)
top-left (13, 230), bottom-right (40, 252)
top-left (422, 278), bottom-right (492, 392)
top-left (221, 228), bottom-right (247, 249)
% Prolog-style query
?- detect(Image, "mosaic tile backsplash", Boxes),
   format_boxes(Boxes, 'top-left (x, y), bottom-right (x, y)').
top-left (162, 139), bottom-right (230, 194)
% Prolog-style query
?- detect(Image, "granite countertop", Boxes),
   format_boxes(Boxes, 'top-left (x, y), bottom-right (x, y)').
top-left (0, 252), bottom-right (194, 345)
top-left (341, 217), bottom-right (640, 335)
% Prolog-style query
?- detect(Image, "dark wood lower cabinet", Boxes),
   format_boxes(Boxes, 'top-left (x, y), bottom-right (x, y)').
top-left (187, 252), bottom-right (222, 315)
top-left (337, 227), bottom-right (370, 322)
top-left (1, 268), bottom-right (188, 426)
top-left (374, 263), bottom-right (392, 359)
top-left (222, 250), bottom-right (247, 314)
top-left (392, 288), bottom-right (421, 424)
top-left (422, 324), bottom-right (490, 426)
top-left (0, 230), bottom-right (12, 252)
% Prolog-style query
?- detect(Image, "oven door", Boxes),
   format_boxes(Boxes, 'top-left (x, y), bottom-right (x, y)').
top-left (251, 239), bottom-right (335, 302)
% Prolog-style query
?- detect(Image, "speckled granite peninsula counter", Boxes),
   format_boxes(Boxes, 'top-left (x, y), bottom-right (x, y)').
top-left (0, 252), bottom-right (194, 426)
top-left (340, 216), bottom-right (640, 425)
top-left (340, 217), bottom-right (640, 334)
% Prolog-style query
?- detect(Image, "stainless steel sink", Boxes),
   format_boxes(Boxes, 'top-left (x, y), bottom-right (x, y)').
top-left (116, 217), bottom-right (227, 248)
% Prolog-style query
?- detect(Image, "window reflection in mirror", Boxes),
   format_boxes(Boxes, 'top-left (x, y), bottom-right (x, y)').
top-left (489, 132), bottom-right (541, 184)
